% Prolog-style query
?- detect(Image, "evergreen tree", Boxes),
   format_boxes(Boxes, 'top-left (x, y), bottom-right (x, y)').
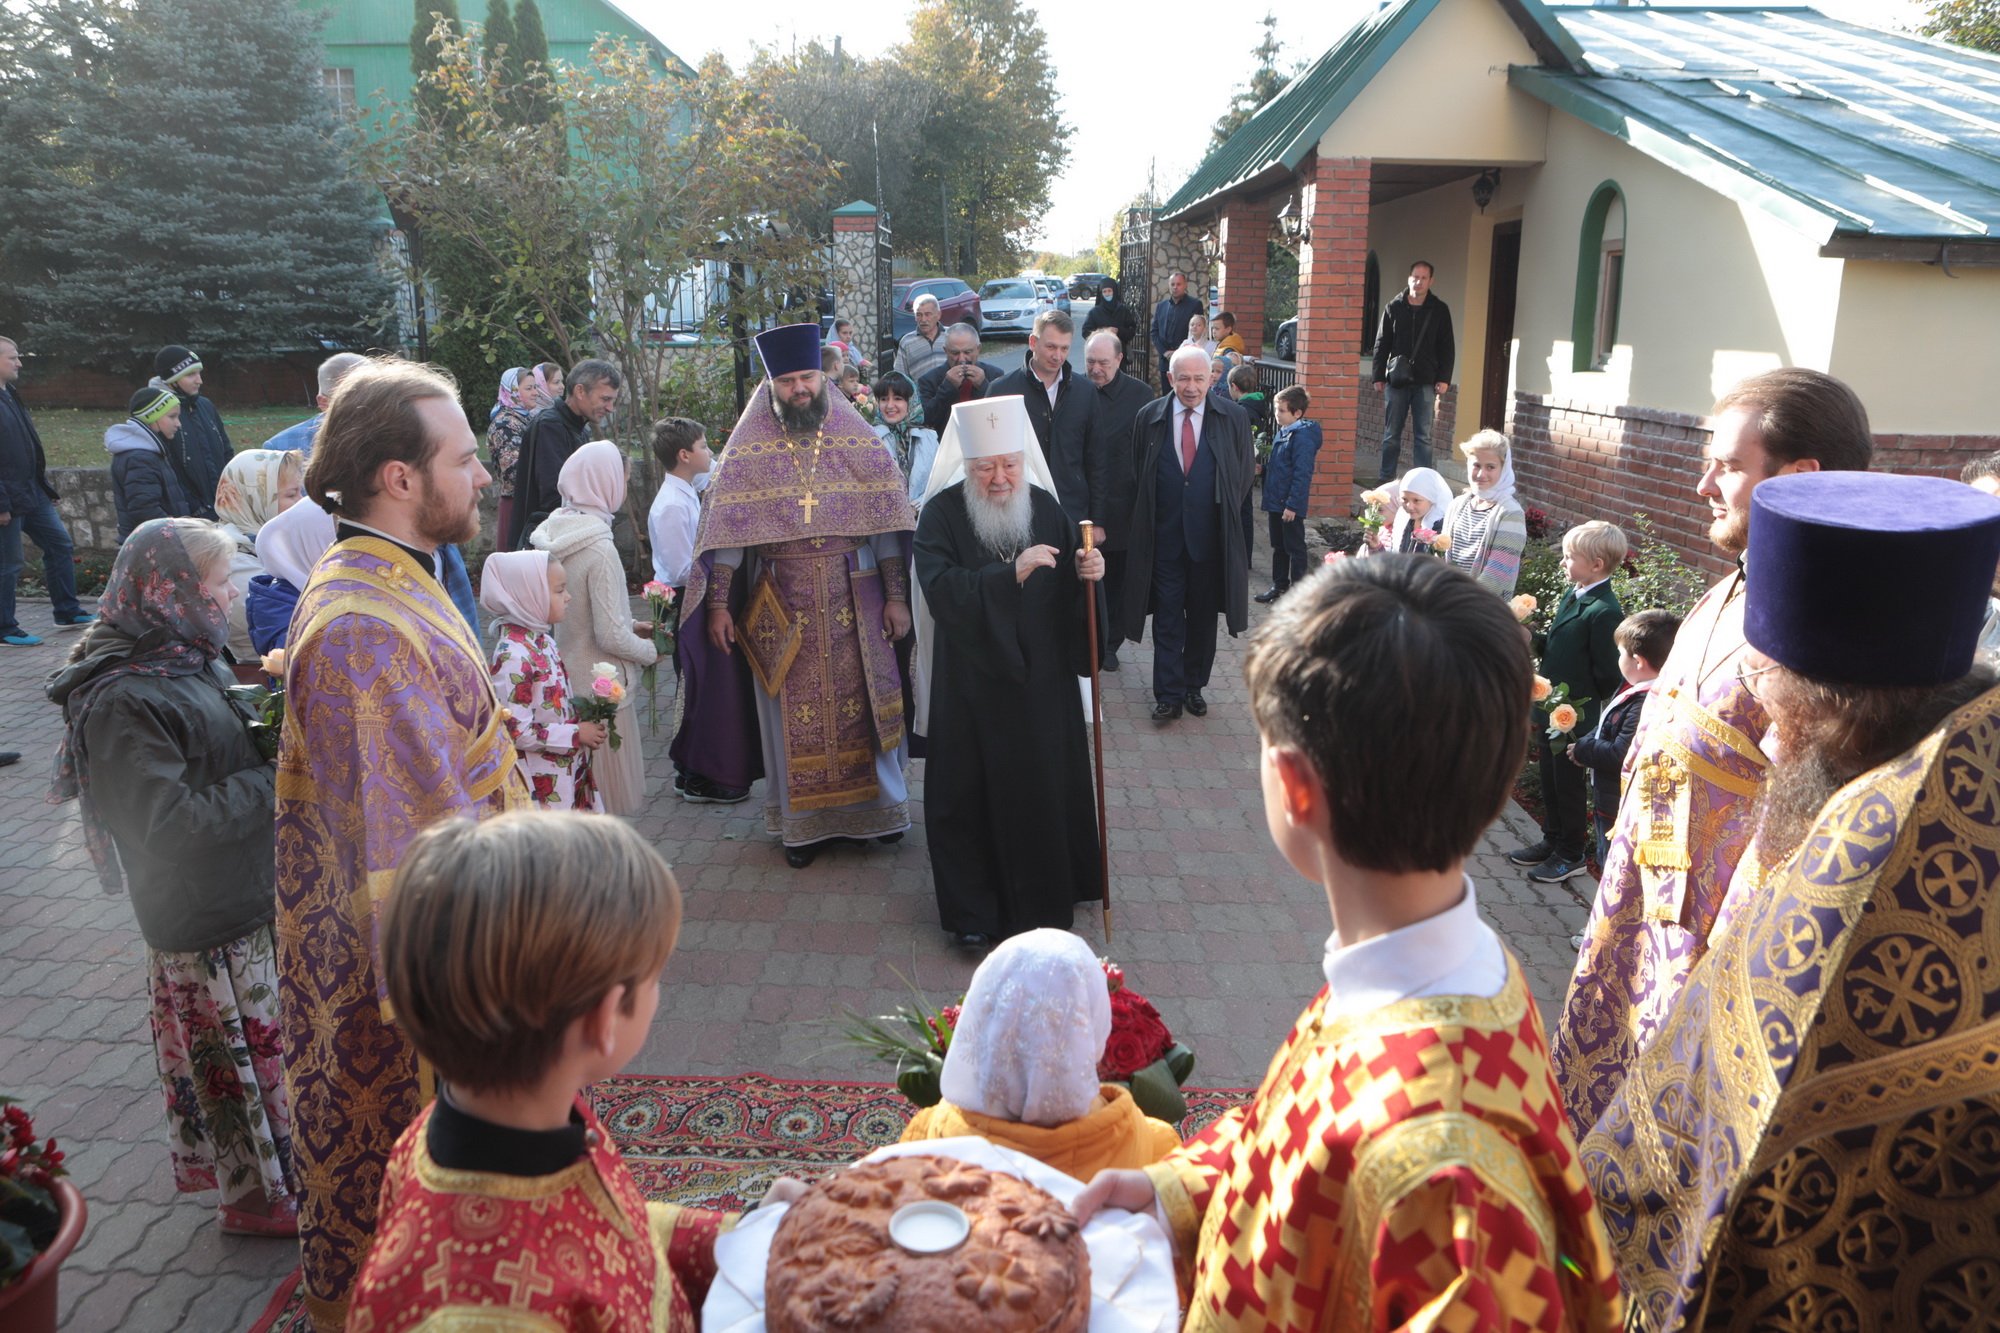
top-left (512, 0), bottom-right (555, 125)
top-left (3, 0), bottom-right (391, 369)
top-left (1211, 14), bottom-right (1290, 149)
top-left (482, 0), bottom-right (517, 80)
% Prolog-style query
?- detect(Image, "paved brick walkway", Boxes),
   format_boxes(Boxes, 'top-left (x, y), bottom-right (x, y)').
top-left (1, 534), bottom-right (1594, 1330)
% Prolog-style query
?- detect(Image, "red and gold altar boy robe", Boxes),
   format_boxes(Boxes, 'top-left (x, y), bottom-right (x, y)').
top-left (1145, 886), bottom-right (1623, 1332)
top-left (348, 1097), bottom-right (734, 1332)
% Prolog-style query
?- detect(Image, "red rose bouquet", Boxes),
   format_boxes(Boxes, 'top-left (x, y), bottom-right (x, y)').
top-left (1, 1095), bottom-right (70, 1290)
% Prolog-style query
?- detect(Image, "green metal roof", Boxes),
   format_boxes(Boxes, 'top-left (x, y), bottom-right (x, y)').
top-left (1160, 0), bottom-right (1581, 220)
top-left (1513, 7), bottom-right (2000, 252)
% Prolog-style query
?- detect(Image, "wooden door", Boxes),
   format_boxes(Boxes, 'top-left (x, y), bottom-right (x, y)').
top-left (1480, 222), bottom-right (1522, 432)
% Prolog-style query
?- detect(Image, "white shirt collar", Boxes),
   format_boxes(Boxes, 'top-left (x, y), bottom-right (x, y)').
top-left (1319, 876), bottom-right (1509, 1017)
top-left (1572, 576), bottom-right (1610, 598)
top-left (662, 471), bottom-right (701, 503)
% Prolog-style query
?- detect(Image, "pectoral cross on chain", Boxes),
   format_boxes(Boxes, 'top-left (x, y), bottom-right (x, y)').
top-left (797, 491), bottom-right (818, 524)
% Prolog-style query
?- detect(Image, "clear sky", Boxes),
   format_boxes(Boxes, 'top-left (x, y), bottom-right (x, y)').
top-left (626, 0), bottom-right (1929, 258)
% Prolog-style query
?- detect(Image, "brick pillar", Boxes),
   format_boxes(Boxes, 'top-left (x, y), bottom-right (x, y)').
top-left (1218, 203), bottom-right (1270, 354)
top-left (1293, 154), bottom-right (1370, 511)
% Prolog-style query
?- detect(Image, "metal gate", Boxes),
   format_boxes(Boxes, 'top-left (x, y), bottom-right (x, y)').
top-left (874, 217), bottom-right (896, 366)
top-left (1120, 207), bottom-right (1155, 386)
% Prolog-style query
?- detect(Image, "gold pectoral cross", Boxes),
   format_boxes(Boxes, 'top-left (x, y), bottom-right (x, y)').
top-left (798, 491), bottom-right (818, 524)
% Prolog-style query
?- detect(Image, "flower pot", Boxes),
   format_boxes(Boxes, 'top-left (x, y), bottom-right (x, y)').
top-left (0, 1181), bottom-right (87, 1333)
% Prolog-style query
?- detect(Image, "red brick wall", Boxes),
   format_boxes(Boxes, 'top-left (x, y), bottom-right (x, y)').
top-left (1295, 154), bottom-right (1369, 514)
top-left (1508, 390), bottom-right (2000, 579)
top-left (19, 354), bottom-right (325, 410)
top-left (1217, 203), bottom-right (1270, 356)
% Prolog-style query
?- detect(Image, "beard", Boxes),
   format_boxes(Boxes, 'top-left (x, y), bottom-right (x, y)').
top-left (416, 476), bottom-right (481, 547)
top-left (775, 381), bottom-right (831, 435)
top-left (965, 480), bottom-right (1035, 560)
top-left (1709, 505), bottom-right (1750, 556)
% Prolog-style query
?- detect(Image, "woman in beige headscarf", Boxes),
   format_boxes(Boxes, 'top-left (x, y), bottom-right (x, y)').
top-left (212, 449), bottom-right (304, 657)
top-left (530, 441), bottom-right (656, 814)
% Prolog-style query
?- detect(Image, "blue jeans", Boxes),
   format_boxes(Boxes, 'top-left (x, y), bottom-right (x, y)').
top-left (1379, 383), bottom-right (1437, 481)
top-left (0, 493), bottom-right (82, 634)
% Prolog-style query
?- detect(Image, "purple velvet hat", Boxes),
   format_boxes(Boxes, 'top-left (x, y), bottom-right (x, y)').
top-left (1745, 471), bottom-right (2000, 687)
top-left (754, 323), bottom-right (823, 379)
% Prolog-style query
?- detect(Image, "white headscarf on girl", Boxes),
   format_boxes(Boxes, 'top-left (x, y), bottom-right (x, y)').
top-left (479, 549), bottom-right (554, 635)
top-left (938, 929), bottom-right (1111, 1127)
top-left (1390, 467), bottom-right (1455, 549)
top-left (1465, 435), bottom-right (1519, 507)
top-left (254, 490), bottom-right (335, 591)
top-left (555, 439), bottom-right (627, 524)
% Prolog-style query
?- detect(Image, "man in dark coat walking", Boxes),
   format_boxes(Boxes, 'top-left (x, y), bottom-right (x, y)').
top-left (1084, 329), bottom-right (1151, 669)
top-left (985, 310), bottom-right (1104, 534)
top-left (1148, 272), bottom-right (1201, 389)
top-left (0, 336), bottom-right (91, 646)
top-left (1119, 346), bottom-right (1251, 723)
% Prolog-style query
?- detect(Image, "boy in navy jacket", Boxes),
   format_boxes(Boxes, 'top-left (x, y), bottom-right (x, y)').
top-left (1568, 609), bottom-right (1680, 867)
top-left (1255, 385), bottom-right (1320, 603)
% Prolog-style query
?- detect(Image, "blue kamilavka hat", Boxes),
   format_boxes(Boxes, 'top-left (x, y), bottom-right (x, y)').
top-left (1745, 471), bottom-right (2000, 687)
top-left (754, 323), bottom-right (823, 379)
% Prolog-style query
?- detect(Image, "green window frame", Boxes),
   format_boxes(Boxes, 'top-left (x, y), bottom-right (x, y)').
top-left (1571, 181), bottom-right (1624, 373)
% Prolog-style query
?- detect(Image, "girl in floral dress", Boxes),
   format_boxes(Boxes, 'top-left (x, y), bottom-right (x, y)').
top-left (481, 549), bottom-right (606, 810)
top-left (46, 517), bottom-right (299, 1235)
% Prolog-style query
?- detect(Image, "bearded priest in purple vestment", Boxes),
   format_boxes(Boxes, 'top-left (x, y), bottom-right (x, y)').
top-left (670, 323), bottom-right (917, 869)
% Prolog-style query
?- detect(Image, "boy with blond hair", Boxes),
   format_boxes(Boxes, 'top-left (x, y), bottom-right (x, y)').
top-left (1076, 557), bottom-right (1621, 1331)
top-left (1508, 519), bottom-right (1628, 882)
top-left (350, 812), bottom-right (794, 1332)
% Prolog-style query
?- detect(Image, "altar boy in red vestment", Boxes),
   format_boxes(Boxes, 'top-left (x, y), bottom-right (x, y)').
top-left (1077, 556), bottom-right (1622, 1332)
top-left (351, 812), bottom-right (791, 1332)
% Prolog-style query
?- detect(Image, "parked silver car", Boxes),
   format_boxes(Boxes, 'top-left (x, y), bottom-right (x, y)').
top-left (979, 279), bottom-right (1041, 338)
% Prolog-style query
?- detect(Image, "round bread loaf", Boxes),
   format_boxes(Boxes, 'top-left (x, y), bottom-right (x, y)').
top-left (765, 1155), bottom-right (1090, 1331)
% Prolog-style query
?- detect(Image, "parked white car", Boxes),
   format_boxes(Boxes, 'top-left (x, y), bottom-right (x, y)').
top-left (979, 279), bottom-right (1041, 338)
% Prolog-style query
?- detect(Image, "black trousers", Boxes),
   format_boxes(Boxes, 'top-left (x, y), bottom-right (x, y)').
top-left (1536, 727), bottom-right (1591, 861)
top-left (1267, 511), bottom-right (1307, 591)
top-left (1103, 549), bottom-right (1129, 650)
top-left (1150, 552), bottom-right (1221, 705)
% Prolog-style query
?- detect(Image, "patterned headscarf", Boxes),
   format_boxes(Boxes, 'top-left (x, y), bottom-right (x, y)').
top-left (491, 366), bottom-right (528, 422)
top-left (872, 370), bottom-right (924, 475)
top-left (47, 518), bottom-right (236, 892)
top-left (213, 449), bottom-right (299, 536)
top-left (479, 550), bottom-right (554, 636)
top-left (555, 440), bottom-right (627, 523)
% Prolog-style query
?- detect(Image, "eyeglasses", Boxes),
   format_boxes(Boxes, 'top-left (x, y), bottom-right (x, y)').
top-left (1736, 658), bottom-right (1781, 700)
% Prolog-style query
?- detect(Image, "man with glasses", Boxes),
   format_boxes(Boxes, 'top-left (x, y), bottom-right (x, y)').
top-left (1552, 368), bottom-right (1874, 1137)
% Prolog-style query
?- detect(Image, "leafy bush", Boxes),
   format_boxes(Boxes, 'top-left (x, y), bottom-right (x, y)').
top-left (1611, 513), bottom-right (1707, 620)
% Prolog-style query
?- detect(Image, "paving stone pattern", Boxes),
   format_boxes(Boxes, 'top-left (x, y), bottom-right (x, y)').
top-left (0, 526), bottom-right (1593, 1330)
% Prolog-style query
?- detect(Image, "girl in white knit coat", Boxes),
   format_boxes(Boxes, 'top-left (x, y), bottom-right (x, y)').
top-left (529, 440), bottom-right (658, 815)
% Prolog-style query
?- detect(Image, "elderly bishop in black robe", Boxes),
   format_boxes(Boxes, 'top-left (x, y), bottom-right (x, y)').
top-left (913, 396), bottom-right (1105, 950)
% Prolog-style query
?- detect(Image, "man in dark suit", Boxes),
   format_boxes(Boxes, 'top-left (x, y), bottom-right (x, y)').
top-left (1148, 272), bottom-right (1201, 389)
top-left (918, 323), bottom-right (1003, 434)
top-left (1084, 329), bottom-right (1152, 670)
top-left (1118, 346), bottom-right (1252, 722)
top-left (986, 310), bottom-right (1102, 532)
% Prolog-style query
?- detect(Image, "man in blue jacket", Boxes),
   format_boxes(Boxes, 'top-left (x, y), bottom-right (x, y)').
top-left (0, 337), bottom-right (91, 646)
top-left (1254, 385), bottom-right (1321, 604)
top-left (1148, 272), bottom-right (1201, 389)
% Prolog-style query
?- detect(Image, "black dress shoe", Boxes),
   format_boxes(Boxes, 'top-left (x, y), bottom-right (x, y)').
top-left (0, 752), bottom-right (18, 768)
top-left (877, 831), bottom-right (904, 845)
top-left (950, 931), bottom-right (992, 951)
top-left (1185, 690), bottom-right (1208, 717)
top-left (784, 844), bottom-right (819, 869)
top-left (1253, 587), bottom-right (1282, 604)
top-left (1102, 649), bottom-right (1121, 670)
top-left (1151, 701), bottom-right (1183, 724)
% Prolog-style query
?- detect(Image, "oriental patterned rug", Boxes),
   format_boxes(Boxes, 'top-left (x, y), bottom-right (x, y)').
top-left (248, 1071), bottom-right (1251, 1332)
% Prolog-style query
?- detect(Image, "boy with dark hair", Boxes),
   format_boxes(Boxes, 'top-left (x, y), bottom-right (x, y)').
top-left (1253, 384), bottom-right (1319, 604)
top-left (353, 812), bottom-right (797, 1329)
top-left (1077, 557), bottom-right (1622, 1331)
top-left (1570, 608), bottom-right (1680, 868)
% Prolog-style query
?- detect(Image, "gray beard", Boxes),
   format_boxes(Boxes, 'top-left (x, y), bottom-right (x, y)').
top-left (966, 482), bottom-right (1035, 560)
top-left (774, 382), bottom-right (830, 435)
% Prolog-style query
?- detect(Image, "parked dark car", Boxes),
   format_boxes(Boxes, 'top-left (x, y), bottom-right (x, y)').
top-left (890, 278), bottom-right (982, 340)
top-left (1066, 272), bottom-right (1112, 300)
top-left (1274, 316), bottom-right (1297, 362)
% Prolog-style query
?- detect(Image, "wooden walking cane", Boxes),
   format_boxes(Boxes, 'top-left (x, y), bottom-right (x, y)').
top-left (1081, 520), bottom-right (1112, 941)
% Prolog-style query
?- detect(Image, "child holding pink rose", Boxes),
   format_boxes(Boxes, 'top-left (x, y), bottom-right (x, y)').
top-left (481, 550), bottom-right (605, 812)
